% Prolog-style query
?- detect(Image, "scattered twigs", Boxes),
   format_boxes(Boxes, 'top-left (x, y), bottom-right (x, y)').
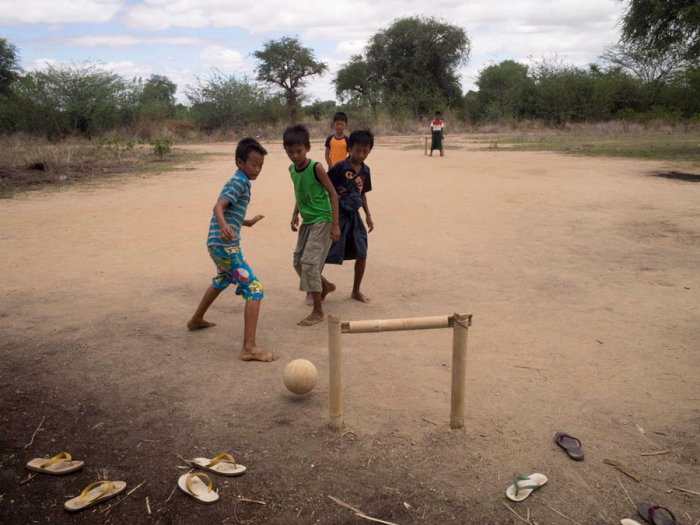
top-left (163, 484), bottom-right (178, 505)
top-left (19, 473), bottom-right (37, 485)
top-left (544, 504), bottom-right (583, 525)
top-left (101, 480), bottom-right (146, 515)
top-left (604, 459), bottom-right (641, 482)
top-left (232, 497), bottom-right (266, 524)
top-left (91, 422), bottom-right (105, 430)
top-left (24, 416), bottom-right (45, 449)
top-left (672, 486), bottom-right (700, 497)
top-left (146, 496), bottom-right (152, 515)
top-left (501, 501), bottom-right (535, 524)
top-left (177, 454), bottom-right (194, 467)
top-left (328, 495), bottom-right (399, 525)
top-left (640, 450), bottom-right (670, 456)
top-left (616, 474), bottom-right (637, 509)
top-left (421, 417), bottom-right (437, 426)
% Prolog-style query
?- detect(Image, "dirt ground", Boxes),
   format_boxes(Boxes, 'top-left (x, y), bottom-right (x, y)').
top-left (0, 135), bottom-right (698, 524)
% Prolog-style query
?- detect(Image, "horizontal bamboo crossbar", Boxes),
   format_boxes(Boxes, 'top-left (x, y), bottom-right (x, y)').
top-left (341, 314), bottom-right (471, 334)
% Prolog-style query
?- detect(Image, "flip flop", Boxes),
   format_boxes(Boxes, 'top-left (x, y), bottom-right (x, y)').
top-left (637, 503), bottom-right (678, 525)
top-left (26, 452), bottom-right (84, 475)
top-left (178, 471), bottom-right (219, 504)
top-left (554, 432), bottom-right (585, 460)
top-left (505, 473), bottom-right (548, 502)
top-left (64, 480), bottom-right (127, 512)
top-left (191, 453), bottom-right (247, 477)
top-left (621, 520), bottom-right (643, 525)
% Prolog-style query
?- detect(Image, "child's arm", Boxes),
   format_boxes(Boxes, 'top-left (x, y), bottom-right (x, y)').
top-left (213, 198), bottom-right (235, 242)
top-left (243, 215), bottom-right (264, 227)
top-left (291, 204), bottom-right (300, 232)
top-left (361, 194), bottom-right (374, 232)
top-left (325, 146), bottom-right (332, 169)
top-left (313, 163), bottom-right (340, 241)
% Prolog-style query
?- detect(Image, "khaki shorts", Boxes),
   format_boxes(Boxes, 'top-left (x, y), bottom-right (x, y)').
top-left (293, 222), bottom-right (332, 292)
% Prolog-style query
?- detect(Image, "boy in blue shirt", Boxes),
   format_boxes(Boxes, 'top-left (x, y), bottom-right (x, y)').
top-left (324, 129), bottom-right (374, 302)
top-left (188, 137), bottom-right (276, 362)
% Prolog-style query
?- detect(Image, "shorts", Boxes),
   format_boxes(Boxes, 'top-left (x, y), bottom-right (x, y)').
top-left (293, 222), bottom-right (332, 292)
top-left (208, 244), bottom-right (264, 301)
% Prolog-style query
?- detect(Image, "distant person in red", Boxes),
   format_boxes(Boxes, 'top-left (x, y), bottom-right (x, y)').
top-left (429, 111), bottom-right (444, 156)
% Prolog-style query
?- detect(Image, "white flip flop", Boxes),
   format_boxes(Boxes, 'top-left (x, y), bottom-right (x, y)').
top-left (26, 452), bottom-right (84, 475)
top-left (505, 473), bottom-right (548, 502)
top-left (178, 471), bottom-right (219, 504)
top-left (64, 480), bottom-right (126, 512)
top-left (191, 453), bottom-right (247, 477)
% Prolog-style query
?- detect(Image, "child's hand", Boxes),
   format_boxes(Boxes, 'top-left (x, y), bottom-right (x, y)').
top-left (366, 215), bottom-right (374, 232)
top-left (330, 224), bottom-right (340, 241)
top-left (247, 214), bottom-right (265, 227)
top-left (220, 225), bottom-right (235, 242)
top-left (291, 213), bottom-right (299, 232)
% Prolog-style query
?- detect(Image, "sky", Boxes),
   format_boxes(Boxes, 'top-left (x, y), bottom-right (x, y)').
top-left (0, 0), bottom-right (626, 104)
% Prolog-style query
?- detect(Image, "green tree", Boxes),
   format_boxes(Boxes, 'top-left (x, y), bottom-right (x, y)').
top-left (253, 36), bottom-right (327, 124)
top-left (362, 16), bottom-right (470, 116)
top-left (601, 40), bottom-right (694, 84)
top-left (138, 74), bottom-right (177, 120)
top-left (474, 60), bottom-right (535, 122)
top-left (0, 37), bottom-right (21, 95)
top-left (334, 55), bottom-right (378, 107)
top-left (621, 0), bottom-right (700, 60)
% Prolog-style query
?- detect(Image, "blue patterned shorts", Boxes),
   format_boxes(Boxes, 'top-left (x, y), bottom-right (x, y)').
top-left (208, 244), bottom-right (264, 301)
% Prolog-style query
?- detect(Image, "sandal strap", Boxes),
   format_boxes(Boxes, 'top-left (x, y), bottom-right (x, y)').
top-left (206, 453), bottom-right (237, 468)
top-left (185, 472), bottom-right (213, 495)
top-left (78, 481), bottom-right (114, 502)
top-left (41, 452), bottom-right (72, 468)
top-left (513, 476), bottom-right (539, 495)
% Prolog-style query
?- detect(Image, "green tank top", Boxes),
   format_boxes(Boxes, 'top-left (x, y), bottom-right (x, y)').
top-left (290, 160), bottom-right (332, 224)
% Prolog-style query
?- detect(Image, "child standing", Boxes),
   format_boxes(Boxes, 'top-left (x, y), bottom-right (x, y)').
top-left (324, 129), bottom-right (374, 303)
top-left (324, 111), bottom-right (349, 170)
top-left (187, 137), bottom-right (276, 362)
top-left (285, 125), bottom-right (340, 326)
top-left (429, 111), bottom-right (445, 156)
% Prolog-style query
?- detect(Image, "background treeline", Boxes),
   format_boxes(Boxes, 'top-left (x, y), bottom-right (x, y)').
top-left (0, 0), bottom-right (698, 140)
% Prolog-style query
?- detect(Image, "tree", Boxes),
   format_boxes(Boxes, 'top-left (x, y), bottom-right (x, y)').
top-left (334, 55), bottom-right (377, 107)
top-left (253, 36), bottom-right (327, 124)
top-left (0, 38), bottom-right (21, 95)
top-left (474, 60), bottom-right (535, 122)
top-left (621, 0), bottom-right (700, 60)
top-left (601, 40), bottom-right (694, 84)
top-left (361, 16), bottom-right (470, 116)
top-left (138, 74), bottom-right (177, 120)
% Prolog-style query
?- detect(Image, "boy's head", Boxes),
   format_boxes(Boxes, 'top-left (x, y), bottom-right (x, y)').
top-left (434, 111), bottom-right (442, 119)
top-left (332, 111), bottom-right (348, 136)
top-left (235, 137), bottom-right (267, 180)
top-left (283, 124), bottom-right (311, 166)
top-left (348, 129), bottom-right (374, 164)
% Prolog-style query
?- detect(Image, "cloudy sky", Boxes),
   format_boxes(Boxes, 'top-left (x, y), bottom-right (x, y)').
top-left (1, 0), bottom-right (626, 103)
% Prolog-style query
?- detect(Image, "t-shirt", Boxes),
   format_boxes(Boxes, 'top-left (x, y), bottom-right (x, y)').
top-left (290, 160), bottom-right (332, 224)
top-left (207, 169), bottom-right (250, 246)
top-left (325, 134), bottom-right (349, 167)
top-left (328, 158), bottom-right (372, 200)
top-left (430, 119), bottom-right (445, 132)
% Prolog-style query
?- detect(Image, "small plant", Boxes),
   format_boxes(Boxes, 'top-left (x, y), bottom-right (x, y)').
top-left (150, 137), bottom-right (172, 160)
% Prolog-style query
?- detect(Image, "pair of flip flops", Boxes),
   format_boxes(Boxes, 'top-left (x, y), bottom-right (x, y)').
top-left (25, 452), bottom-right (126, 512)
top-left (632, 503), bottom-right (678, 525)
top-left (178, 453), bottom-right (247, 504)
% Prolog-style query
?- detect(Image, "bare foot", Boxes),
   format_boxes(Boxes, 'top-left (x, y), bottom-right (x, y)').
top-left (305, 293), bottom-right (313, 306)
top-left (351, 291), bottom-right (370, 303)
top-left (240, 346), bottom-right (278, 362)
top-left (187, 319), bottom-right (217, 330)
top-left (297, 311), bottom-right (325, 326)
top-left (322, 281), bottom-right (336, 300)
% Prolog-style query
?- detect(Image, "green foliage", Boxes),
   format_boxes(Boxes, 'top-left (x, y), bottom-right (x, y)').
top-left (621, 0), bottom-right (700, 61)
top-left (334, 55), bottom-right (378, 107)
top-left (136, 74), bottom-right (177, 120)
top-left (96, 135), bottom-right (135, 159)
top-left (0, 38), bottom-right (20, 95)
top-left (253, 36), bottom-right (327, 124)
top-left (474, 60), bottom-right (535, 122)
top-left (186, 70), bottom-right (285, 132)
top-left (150, 137), bottom-right (172, 160)
top-left (302, 100), bottom-right (337, 121)
top-left (362, 16), bottom-right (471, 116)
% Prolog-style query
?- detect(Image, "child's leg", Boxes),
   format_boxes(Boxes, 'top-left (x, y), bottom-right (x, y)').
top-left (297, 223), bottom-right (332, 326)
top-left (351, 257), bottom-right (370, 303)
top-left (188, 285), bottom-right (222, 330)
top-left (240, 300), bottom-right (277, 362)
top-left (298, 292), bottom-right (324, 326)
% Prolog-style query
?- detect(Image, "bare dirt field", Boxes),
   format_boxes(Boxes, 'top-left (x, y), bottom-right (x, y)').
top-left (1, 135), bottom-right (698, 524)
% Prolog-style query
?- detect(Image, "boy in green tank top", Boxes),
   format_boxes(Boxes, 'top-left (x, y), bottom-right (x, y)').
top-left (284, 125), bottom-right (340, 326)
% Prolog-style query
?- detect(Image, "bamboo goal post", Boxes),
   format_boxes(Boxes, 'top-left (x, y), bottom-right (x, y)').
top-left (327, 313), bottom-right (472, 431)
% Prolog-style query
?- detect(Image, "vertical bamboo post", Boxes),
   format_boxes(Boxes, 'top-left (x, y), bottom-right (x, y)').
top-left (424, 136), bottom-right (428, 155)
top-left (328, 315), bottom-right (343, 430)
top-left (449, 313), bottom-right (469, 429)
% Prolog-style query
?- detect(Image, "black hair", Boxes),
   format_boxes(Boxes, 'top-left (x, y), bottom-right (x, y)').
top-left (348, 129), bottom-right (374, 150)
top-left (235, 137), bottom-right (267, 161)
top-left (282, 124), bottom-right (311, 148)
top-left (332, 111), bottom-right (348, 123)
top-left (435, 111), bottom-right (442, 116)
